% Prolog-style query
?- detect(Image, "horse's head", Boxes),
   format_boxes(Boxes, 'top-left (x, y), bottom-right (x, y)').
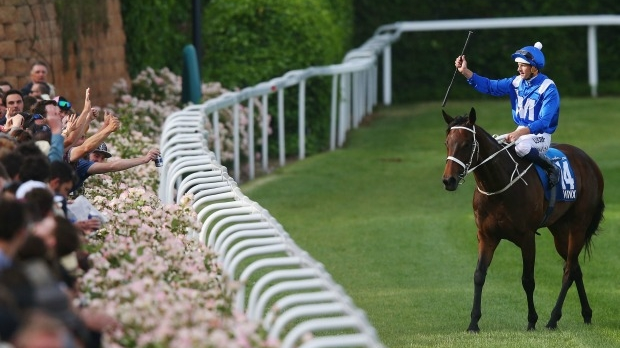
top-left (442, 107), bottom-right (478, 191)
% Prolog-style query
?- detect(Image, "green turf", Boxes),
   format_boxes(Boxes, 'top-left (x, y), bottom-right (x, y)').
top-left (241, 98), bottom-right (620, 348)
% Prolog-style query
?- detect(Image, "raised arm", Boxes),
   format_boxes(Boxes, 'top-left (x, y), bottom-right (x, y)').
top-left (68, 112), bottom-right (120, 162)
top-left (63, 88), bottom-right (93, 148)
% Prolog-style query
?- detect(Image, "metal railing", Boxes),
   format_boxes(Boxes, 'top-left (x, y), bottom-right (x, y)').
top-left (158, 109), bottom-right (385, 347)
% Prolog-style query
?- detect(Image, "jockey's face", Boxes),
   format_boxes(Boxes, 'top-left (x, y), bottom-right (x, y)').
top-left (517, 63), bottom-right (538, 80)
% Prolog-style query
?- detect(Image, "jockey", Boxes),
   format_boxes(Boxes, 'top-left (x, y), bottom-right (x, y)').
top-left (454, 41), bottom-right (561, 188)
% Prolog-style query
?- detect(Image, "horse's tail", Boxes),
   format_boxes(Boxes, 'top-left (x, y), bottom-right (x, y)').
top-left (584, 198), bottom-right (605, 258)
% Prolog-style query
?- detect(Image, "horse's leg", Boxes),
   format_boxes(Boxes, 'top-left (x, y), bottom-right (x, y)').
top-left (545, 261), bottom-right (574, 329)
top-left (546, 232), bottom-right (587, 329)
top-left (572, 263), bottom-right (593, 324)
top-left (520, 236), bottom-right (538, 331)
top-left (468, 235), bottom-right (498, 333)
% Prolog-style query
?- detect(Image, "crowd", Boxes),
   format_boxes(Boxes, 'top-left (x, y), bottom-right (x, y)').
top-left (0, 62), bottom-right (161, 347)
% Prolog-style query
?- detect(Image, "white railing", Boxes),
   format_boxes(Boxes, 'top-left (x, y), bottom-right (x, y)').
top-left (158, 114), bottom-right (385, 347)
top-left (159, 15), bottom-right (620, 348)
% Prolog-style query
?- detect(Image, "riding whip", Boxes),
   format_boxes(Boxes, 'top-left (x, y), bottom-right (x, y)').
top-left (442, 31), bottom-right (474, 108)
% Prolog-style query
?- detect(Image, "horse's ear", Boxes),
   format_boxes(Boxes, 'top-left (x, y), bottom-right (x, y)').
top-left (442, 109), bottom-right (454, 124)
top-left (468, 107), bottom-right (477, 125)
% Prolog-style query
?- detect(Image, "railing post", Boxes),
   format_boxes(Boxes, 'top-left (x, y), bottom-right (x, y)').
top-left (587, 25), bottom-right (598, 97)
top-left (233, 103), bottom-right (240, 182)
top-left (261, 94), bottom-right (269, 172)
top-left (299, 80), bottom-right (306, 159)
top-left (278, 89), bottom-right (285, 167)
top-left (330, 74), bottom-right (339, 151)
top-left (382, 46), bottom-right (392, 106)
top-left (248, 98), bottom-right (255, 180)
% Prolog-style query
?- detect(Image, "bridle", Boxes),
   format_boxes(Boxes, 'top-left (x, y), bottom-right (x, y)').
top-left (446, 125), bottom-right (479, 182)
top-left (446, 124), bottom-right (532, 195)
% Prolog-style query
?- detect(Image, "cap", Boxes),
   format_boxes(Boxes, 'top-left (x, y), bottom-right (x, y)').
top-left (35, 140), bottom-right (51, 155)
top-left (53, 96), bottom-right (72, 111)
top-left (93, 142), bottom-right (112, 158)
top-left (511, 42), bottom-right (545, 69)
top-left (15, 180), bottom-right (49, 200)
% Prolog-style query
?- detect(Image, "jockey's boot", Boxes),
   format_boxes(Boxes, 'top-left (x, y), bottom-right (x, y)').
top-left (524, 149), bottom-right (560, 188)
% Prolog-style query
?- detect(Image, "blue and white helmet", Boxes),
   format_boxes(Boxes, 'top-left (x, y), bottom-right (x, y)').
top-left (511, 42), bottom-right (545, 69)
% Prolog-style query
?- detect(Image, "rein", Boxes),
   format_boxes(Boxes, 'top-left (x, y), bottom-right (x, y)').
top-left (447, 125), bottom-right (533, 196)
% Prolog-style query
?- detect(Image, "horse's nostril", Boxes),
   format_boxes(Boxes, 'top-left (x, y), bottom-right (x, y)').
top-left (443, 177), bottom-right (457, 190)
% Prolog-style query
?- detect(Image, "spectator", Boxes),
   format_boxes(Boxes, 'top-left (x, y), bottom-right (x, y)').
top-left (47, 161), bottom-right (99, 233)
top-left (29, 82), bottom-right (51, 101)
top-left (22, 95), bottom-right (37, 114)
top-left (10, 310), bottom-right (71, 348)
top-left (28, 99), bottom-right (64, 162)
top-left (10, 129), bottom-right (33, 144)
top-left (14, 147), bottom-right (51, 202)
top-left (71, 142), bottom-right (160, 194)
top-left (48, 161), bottom-right (76, 208)
top-left (0, 90), bottom-right (26, 131)
top-left (53, 96), bottom-right (72, 114)
top-left (0, 199), bottom-right (29, 272)
top-left (0, 151), bottom-right (22, 181)
top-left (20, 62), bottom-right (55, 97)
top-left (0, 81), bottom-right (12, 94)
top-left (0, 199), bottom-right (30, 341)
top-left (0, 134), bottom-right (16, 159)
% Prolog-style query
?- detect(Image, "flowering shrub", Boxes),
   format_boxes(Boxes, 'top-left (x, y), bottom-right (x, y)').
top-left (110, 68), bottom-right (271, 165)
top-left (77, 68), bottom-right (277, 347)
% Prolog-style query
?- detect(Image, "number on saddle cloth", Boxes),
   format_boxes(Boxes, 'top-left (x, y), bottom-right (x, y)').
top-left (534, 148), bottom-right (577, 201)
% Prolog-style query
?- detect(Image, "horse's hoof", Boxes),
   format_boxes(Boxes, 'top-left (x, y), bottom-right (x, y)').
top-left (527, 323), bottom-right (536, 331)
top-left (545, 322), bottom-right (558, 330)
top-left (466, 325), bottom-right (480, 333)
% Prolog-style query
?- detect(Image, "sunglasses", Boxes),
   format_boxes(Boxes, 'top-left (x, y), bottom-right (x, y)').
top-left (515, 49), bottom-right (535, 62)
top-left (58, 100), bottom-right (72, 109)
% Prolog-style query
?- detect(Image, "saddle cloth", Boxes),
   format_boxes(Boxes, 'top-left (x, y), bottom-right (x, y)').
top-left (534, 148), bottom-right (577, 202)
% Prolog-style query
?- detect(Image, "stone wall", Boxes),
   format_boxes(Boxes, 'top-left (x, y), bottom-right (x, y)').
top-left (0, 0), bottom-right (129, 107)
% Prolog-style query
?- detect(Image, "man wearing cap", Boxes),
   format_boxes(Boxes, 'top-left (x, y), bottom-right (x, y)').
top-left (70, 142), bottom-right (160, 194)
top-left (89, 142), bottom-right (112, 163)
top-left (454, 41), bottom-right (560, 187)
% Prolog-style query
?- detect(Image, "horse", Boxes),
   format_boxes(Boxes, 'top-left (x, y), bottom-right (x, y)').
top-left (441, 107), bottom-right (605, 332)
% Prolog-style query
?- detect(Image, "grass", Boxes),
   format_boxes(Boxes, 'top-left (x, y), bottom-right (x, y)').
top-left (240, 98), bottom-right (620, 348)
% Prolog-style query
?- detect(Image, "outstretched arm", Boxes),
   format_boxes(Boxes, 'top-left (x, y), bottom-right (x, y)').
top-left (86, 148), bottom-right (160, 175)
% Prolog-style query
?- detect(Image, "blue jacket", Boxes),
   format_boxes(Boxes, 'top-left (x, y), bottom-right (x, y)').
top-left (467, 73), bottom-right (560, 134)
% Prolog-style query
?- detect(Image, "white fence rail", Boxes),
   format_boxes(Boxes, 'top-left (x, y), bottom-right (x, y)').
top-left (159, 15), bottom-right (620, 347)
top-left (158, 111), bottom-right (384, 347)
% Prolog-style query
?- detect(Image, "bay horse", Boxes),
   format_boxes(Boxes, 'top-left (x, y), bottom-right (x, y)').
top-left (442, 107), bottom-right (605, 332)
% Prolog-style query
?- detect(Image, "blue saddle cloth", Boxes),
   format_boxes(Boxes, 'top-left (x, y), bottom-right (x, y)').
top-left (533, 148), bottom-right (577, 202)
